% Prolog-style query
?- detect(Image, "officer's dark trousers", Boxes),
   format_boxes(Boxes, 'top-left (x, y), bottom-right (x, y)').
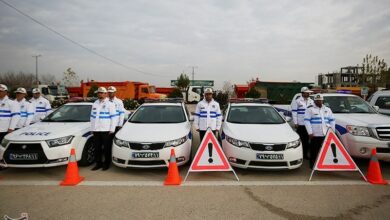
top-left (93, 131), bottom-right (111, 166)
top-left (309, 136), bottom-right (325, 169)
top-left (108, 127), bottom-right (122, 162)
top-left (297, 125), bottom-right (309, 159)
top-left (0, 132), bottom-right (7, 143)
top-left (199, 130), bottom-right (217, 142)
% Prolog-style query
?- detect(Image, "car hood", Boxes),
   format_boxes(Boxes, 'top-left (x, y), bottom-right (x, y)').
top-left (223, 122), bottom-right (299, 143)
top-left (116, 122), bottom-right (191, 142)
top-left (6, 122), bottom-right (90, 141)
top-left (335, 113), bottom-right (390, 127)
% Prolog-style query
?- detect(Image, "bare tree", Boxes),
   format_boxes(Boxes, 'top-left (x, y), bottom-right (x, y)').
top-left (62, 68), bottom-right (79, 87)
top-left (0, 71), bottom-right (35, 90)
top-left (222, 81), bottom-right (234, 98)
top-left (40, 74), bottom-right (57, 85)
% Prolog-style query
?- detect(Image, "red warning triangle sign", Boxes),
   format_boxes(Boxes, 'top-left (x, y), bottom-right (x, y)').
top-left (190, 129), bottom-right (232, 171)
top-left (314, 129), bottom-right (358, 171)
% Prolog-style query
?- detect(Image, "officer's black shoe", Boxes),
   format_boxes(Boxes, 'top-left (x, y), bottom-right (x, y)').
top-left (91, 163), bottom-right (102, 171)
top-left (102, 164), bottom-right (110, 171)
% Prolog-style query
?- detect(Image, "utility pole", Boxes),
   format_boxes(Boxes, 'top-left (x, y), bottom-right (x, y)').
top-left (32, 54), bottom-right (42, 87)
top-left (189, 66), bottom-right (198, 86)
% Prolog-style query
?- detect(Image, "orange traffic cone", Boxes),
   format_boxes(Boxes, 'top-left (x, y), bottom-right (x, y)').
top-left (366, 148), bottom-right (388, 185)
top-left (60, 148), bottom-right (84, 186)
top-left (164, 149), bottom-right (182, 186)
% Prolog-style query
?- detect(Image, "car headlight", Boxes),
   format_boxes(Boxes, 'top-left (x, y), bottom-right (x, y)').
top-left (114, 137), bottom-right (130, 148)
top-left (164, 136), bottom-right (187, 147)
top-left (226, 135), bottom-right (250, 148)
top-left (346, 125), bottom-right (371, 137)
top-left (46, 135), bottom-right (74, 148)
top-left (286, 140), bottom-right (300, 149)
top-left (1, 138), bottom-right (10, 148)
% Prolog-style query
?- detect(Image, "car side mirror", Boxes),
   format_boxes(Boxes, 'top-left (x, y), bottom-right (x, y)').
top-left (189, 116), bottom-right (194, 122)
top-left (285, 116), bottom-right (292, 122)
top-left (278, 111), bottom-right (286, 119)
top-left (373, 106), bottom-right (380, 111)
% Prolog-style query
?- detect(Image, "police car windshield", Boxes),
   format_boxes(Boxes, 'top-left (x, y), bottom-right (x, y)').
top-left (320, 96), bottom-right (376, 114)
top-left (42, 105), bottom-right (92, 122)
top-left (129, 105), bottom-right (186, 123)
top-left (227, 106), bottom-right (285, 124)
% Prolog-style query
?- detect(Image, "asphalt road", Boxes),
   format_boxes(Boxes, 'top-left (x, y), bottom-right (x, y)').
top-left (1, 104), bottom-right (390, 219)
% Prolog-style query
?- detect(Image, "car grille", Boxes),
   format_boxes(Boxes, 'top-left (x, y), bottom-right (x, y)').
top-left (3, 143), bottom-right (48, 164)
top-left (129, 142), bottom-right (165, 150)
top-left (376, 127), bottom-right (390, 140)
top-left (127, 160), bottom-right (166, 166)
top-left (249, 143), bottom-right (286, 151)
top-left (249, 161), bottom-right (288, 167)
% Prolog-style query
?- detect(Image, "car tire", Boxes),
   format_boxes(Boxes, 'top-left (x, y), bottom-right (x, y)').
top-left (79, 139), bottom-right (95, 167)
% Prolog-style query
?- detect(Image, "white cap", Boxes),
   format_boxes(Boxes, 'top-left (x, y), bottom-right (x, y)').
top-left (301, 87), bottom-right (313, 93)
top-left (314, 94), bottom-right (324, 101)
top-left (107, 86), bottom-right (117, 92)
top-left (204, 88), bottom-right (213, 94)
top-left (0, 84), bottom-right (7, 91)
top-left (97, 87), bottom-right (107, 93)
top-left (32, 88), bottom-right (40, 94)
top-left (15, 87), bottom-right (27, 94)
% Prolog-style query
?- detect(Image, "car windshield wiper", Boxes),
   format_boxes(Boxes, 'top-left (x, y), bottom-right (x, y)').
top-left (227, 121), bottom-right (246, 124)
top-left (129, 120), bottom-right (144, 123)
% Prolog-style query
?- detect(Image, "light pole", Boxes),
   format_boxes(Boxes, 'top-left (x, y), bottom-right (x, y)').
top-left (189, 66), bottom-right (198, 86)
top-left (32, 54), bottom-right (42, 87)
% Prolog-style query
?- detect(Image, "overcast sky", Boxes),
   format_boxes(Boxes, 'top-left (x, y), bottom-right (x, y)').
top-left (1, 0), bottom-right (389, 88)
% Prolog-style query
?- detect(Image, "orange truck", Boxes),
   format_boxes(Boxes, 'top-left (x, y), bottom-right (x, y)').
top-left (67, 81), bottom-right (166, 100)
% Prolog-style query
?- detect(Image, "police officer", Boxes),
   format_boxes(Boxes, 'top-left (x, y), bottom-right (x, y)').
top-left (90, 87), bottom-right (118, 171)
top-left (304, 94), bottom-right (335, 169)
top-left (14, 88), bottom-right (34, 130)
top-left (291, 87), bottom-right (314, 159)
top-left (107, 86), bottom-right (125, 132)
top-left (30, 88), bottom-right (52, 123)
top-left (0, 84), bottom-right (20, 143)
top-left (194, 88), bottom-right (222, 141)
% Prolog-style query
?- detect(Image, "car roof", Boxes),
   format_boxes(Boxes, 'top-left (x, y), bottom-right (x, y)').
top-left (374, 90), bottom-right (390, 95)
top-left (230, 103), bottom-right (272, 107)
top-left (64, 102), bottom-right (93, 106)
top-left (310, 93), bottom-right (358, 97)
top-left (141, 103), bottom-right (183, 106)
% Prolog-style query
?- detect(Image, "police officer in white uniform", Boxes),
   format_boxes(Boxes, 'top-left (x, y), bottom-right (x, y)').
top-left (0, 84), bottom-right (20, 142)
top-left (194, 88), bottom-right (222, 141)
top-left (30, 88), bottom-right (52, 123)
top-left (14, 88), bottom-right (34, 130)
top-left (90, 87), bottom-right (118, 171)
top-left (107, 86), bottom-right (125, 132)
top-left (291, 87), bottom-right (314, 159)
top-left (304, 94), bottom-right (336, 169)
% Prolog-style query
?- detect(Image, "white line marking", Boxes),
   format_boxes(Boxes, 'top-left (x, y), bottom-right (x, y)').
top-left (0, 180), bottom-right (369, 186)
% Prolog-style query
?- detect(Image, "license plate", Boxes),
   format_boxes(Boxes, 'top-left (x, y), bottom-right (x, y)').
top-left (132, 152), bottom-right (159, 159)
top-left (9, 153), bottom-right (39, 160)
top-left (256, 153), bottom-right (284, 160)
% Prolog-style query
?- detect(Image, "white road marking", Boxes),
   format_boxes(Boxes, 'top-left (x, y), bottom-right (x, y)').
top-left (0, 180), bottom-right (369, 186)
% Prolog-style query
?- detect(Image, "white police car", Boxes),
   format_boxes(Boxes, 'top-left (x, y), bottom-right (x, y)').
top-left (112, 99), bottom-right (192, 168)
top-left (221, 100), bottom-right (303, 169)
top-left (315, 93), bottom-right (390, 161)
top-left (0, 102), bottom-right (95, 168)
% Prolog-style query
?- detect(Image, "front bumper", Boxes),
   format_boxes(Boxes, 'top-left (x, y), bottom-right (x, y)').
top-left (112, 140), bottom-right (192, 168)
top-left (0, 141), bottom-right (80, 168)
top-left (340, 134), bottom-right (390, 161)
top-left (222, 140), bottom-right (303, 170)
